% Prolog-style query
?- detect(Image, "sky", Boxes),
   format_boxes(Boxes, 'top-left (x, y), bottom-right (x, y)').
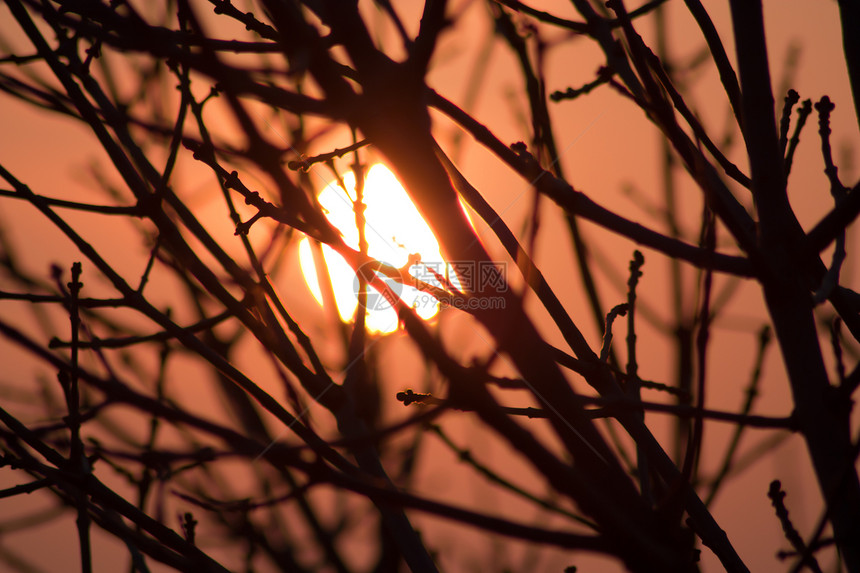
top-left (0, 0), bottom-right (858, 571)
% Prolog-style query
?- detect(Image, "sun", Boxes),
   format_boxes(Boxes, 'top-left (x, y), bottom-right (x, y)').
top-left (299, 163), bottom-right (459, 334)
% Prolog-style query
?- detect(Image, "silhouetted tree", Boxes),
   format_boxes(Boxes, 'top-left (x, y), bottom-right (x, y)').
top-left (0, 1), bottom-right (858, 571)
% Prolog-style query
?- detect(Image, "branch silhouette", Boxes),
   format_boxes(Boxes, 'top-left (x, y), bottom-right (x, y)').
top-left (0, 1), bottom-right (858, 572)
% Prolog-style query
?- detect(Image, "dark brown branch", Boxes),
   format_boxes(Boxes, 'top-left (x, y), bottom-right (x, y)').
top-left (682, 0), bottom-right (744, 131)
top-left (398, 389), bottom-right (796, 429)
top-left (431, 93), bottom-right (753, 276)
top-left (49, 310), bottom-right (233, 350)
top-left (494, 0), bottom-right (668, 34)
top-left (730, 1), bottom-right (860, 567)
top-left (0, 188), bottom-right (140, 215)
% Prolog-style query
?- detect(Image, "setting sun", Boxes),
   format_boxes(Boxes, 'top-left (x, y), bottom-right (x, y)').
top-left (299, 163), bottom-right (457, 334)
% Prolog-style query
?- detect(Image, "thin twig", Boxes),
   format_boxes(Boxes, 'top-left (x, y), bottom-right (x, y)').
top-left (779, 89), bottom-right (800, 156)
top-left (768, 480), bottom-right (824, 573)
top-left (784, 99), bottom-right (813, 177)
top-left (705, 326), bottom-right (772, 506)
top-left (63, 262), bottom-right (92, 573)
top-left (429, 424), bottom-right (598, 528)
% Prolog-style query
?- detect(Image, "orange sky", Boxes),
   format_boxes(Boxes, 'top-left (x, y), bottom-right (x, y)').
top-left (0, 1), bottom-right (858, 571)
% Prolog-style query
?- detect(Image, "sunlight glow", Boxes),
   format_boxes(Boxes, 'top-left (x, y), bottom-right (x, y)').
top-left (299, 163), bottom-right (458, 334)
